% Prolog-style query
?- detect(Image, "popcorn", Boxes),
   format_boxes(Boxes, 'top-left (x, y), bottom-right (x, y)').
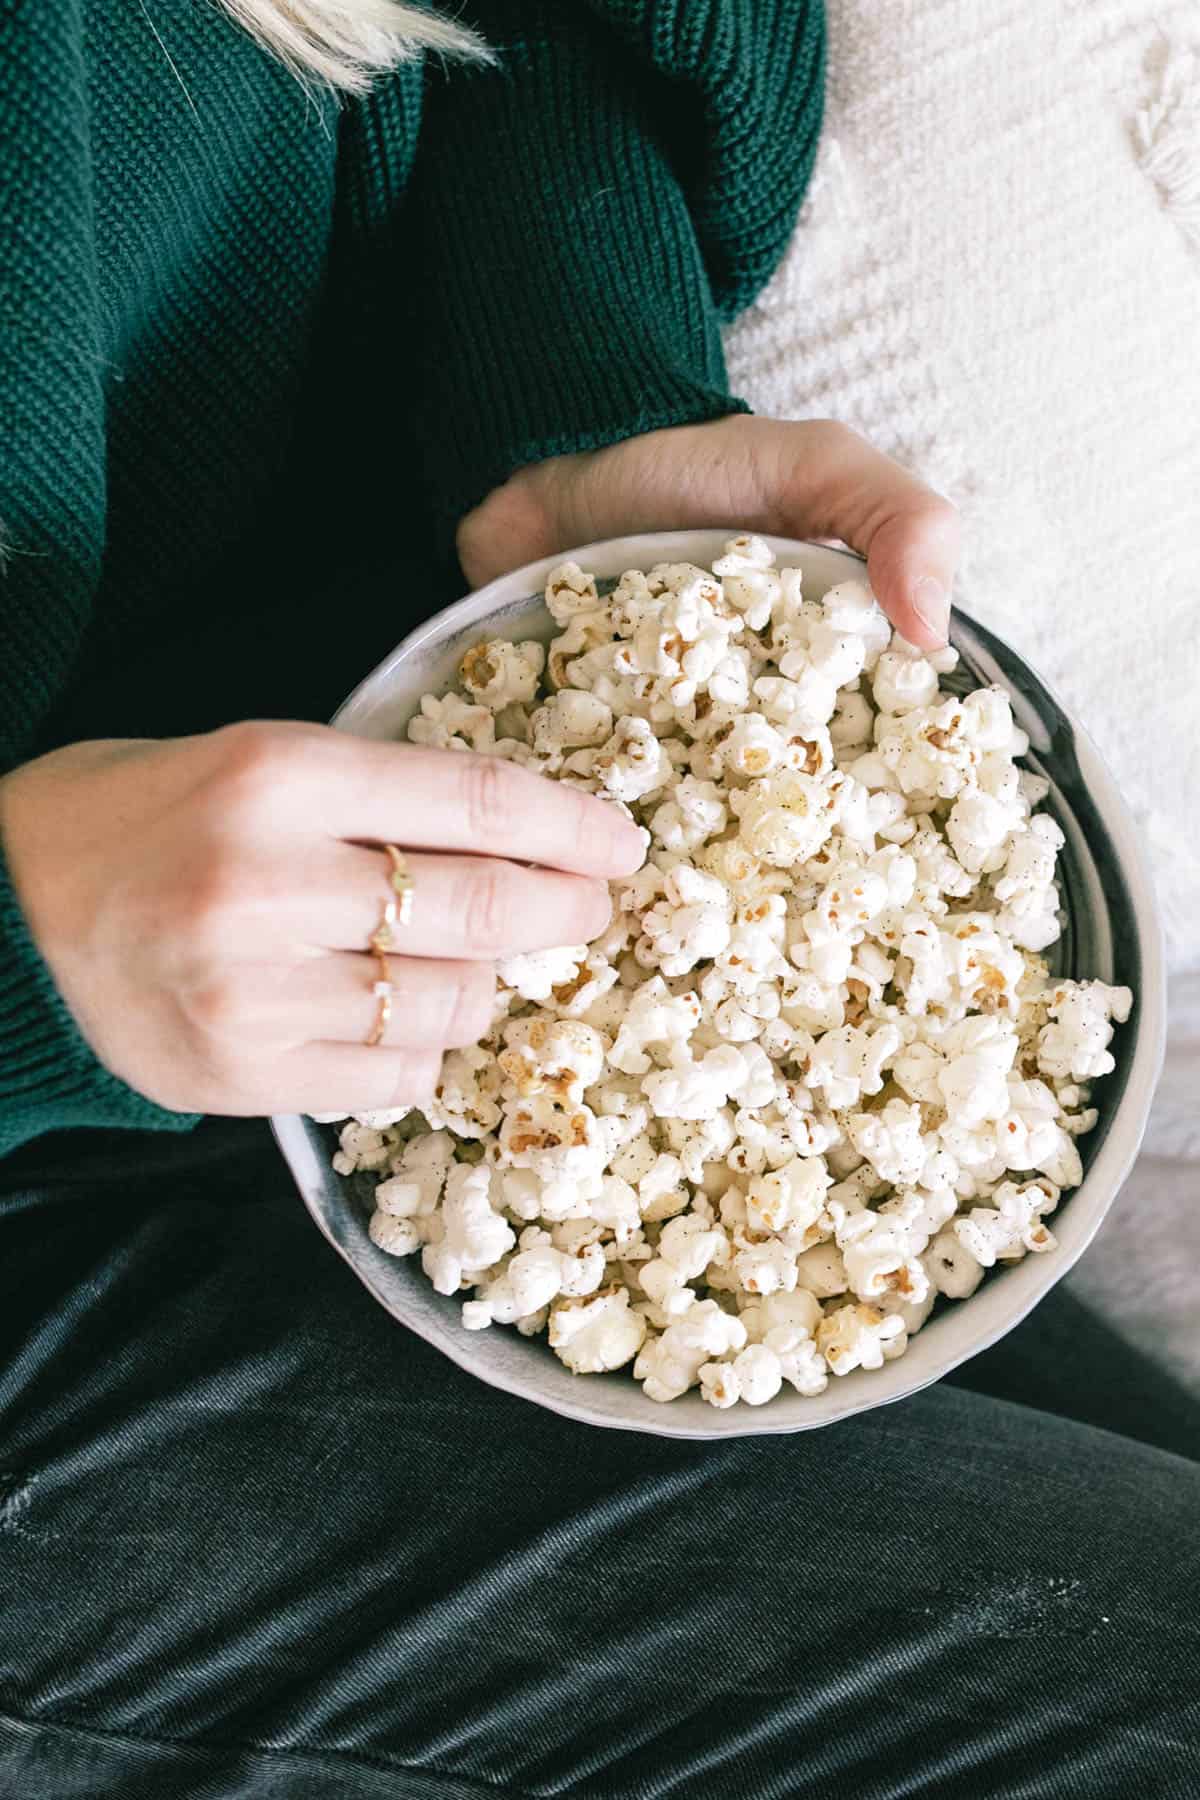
top-left (963, 685), bottom-right (1024, 753)
top-left (643, 1044), bottom-right (768, 1122)
top-left (423, 1047), bottom-right (502, 1139)
top-left (544, 560), bottom-right (600, 622)
top-left (993, 813), bottom-right (1064, 950)
top-left (638, 864), bottom-right (732, 976)
top-left (744, 1156), bottom-right (831, 1236)
top-left (877, 1283), bottom-right (938, 1338)
top-left (945, 787), bottom-right (1021, 876)
top-left (530, 689), bottom-right (614, 762)
top-left (497, 1244), bottom-right (571, 1315)
top-left (830, 688), bottom-right (875, 751)
top-left (591, 716), bottom-right (673, 803)
top-left (373, 1131), bottom-right (455, 1216)
top-left (805, 1022), bottom-right (902, 1110)
top-left (833, 1207), bottom-right (930, 1306)
top-left (793, 1241), bottom-right (850, 1298)
top-left (459, 638), bottom-right (545, 710)
top-left (608, 976), bottom-right (702, 1075)
top-left (545, 951), bottom-right (620, 1020)
top-left (801, 621), bottom-right (868, 691)
top-left (732, 1236), bottom-right (799, 1297)
top-left (730, 769), bottom-right (839, 867)
top-left (953, 1178), bottom-right (1059, 1267)
top-left (639, 1212), bottom-right (728, 1314)
top-left (907, 826), bottom-right (975, 911)
top-left (821, 579), bottom-right (892, 670)
top-left (589, 1173), bottom-right (642, 1244)
top-left (330, 1120), bottom-right (395, 1175)
top-left (935, 1015), bottom-right (1020, 1128)
top-left (816, 1303), bottom-right (907, 1375)
top-left (699, 1342), bottom-right (783, 1407)
top-left (406, 691), bottom-right (496, 753)
top-left (924, 1227), bottom-right (985, 1299)
top-left (871, 640), bottom-right (940, 713)
top-left (877, 1184), bottom-right (958, 1255)
top-left (634, 1298), bottom-right (747, 1401)
top-left (704, 971), bottom-right (781, 1043)
top-left (328, 536), bottom-right (1132, 1409)
top-left (557, 1241), bottom-right (609, 1296)
top-left (465, 1228), bottom-right (601, 1329)
top-left (549, 1288), bottom-right (647, 1373)
top-left (846, 1099), bottom-right (929, 1187)
top-left (715, 898), bottom-right (789, 996)
top-left (649, 776), bottom-right (727, 854)
top-left (368, 1211), bottom-right (422, 1257)
top-left (946, 915), bottom-right (1027, 1015)
top-left (662, 1108), bottom-right (738, 1182)
top-left (636, 1151), bottom-right (690, 1221)
top-left (498, 1017), bottom-right (606, 1106)
top-left (712, 534), bottom-right (780, 630)
top-left (1036, 981), bottom-right (1133, 1082)
top-left (875, 697), bottom-right (981, 799)
top-left (753, 671), bottom-right (834, 736)
top-left (314, 1105), bottom-right (410, 1131)
top-left (720, 713), bottom-right (792, 778)
top-left (738, 1288), bottom-right (822, 1343)
top-left (497, 944), bottom-right (589, 1004)
top-left (421, 1163), bottom-right (515, 1295)
top-left (765, 1327), bottom-right (829, 1396)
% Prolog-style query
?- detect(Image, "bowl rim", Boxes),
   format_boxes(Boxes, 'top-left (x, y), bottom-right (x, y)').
top-left (275, 529), bottom-right (1167, 1437)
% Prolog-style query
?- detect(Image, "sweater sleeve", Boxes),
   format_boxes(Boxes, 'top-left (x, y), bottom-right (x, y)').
top-left (0, 1), bottom-right (202, 1156)
top-left (401, 0), bottom-right (825, 550)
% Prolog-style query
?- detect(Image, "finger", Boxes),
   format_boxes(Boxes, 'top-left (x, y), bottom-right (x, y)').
top-left (769, 420), bottom-right (962, 650)
top-left (314, 843), bottom-right (612, 958)
top-left (276, 736), bottom-right (645, 877)
top-left (859, 497), bottom-right (962, 653)
top-left (180, 842), bottom-right (611, 962)
top-left (275, 1045), bottom-right (446, 1120)
top-left (248, 951), bottom-right (497, 1049)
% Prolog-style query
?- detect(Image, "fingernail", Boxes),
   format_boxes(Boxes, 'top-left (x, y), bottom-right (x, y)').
top-left (613, 823), bottom-right (649, 876)
top-left (912, 576), bottom-right (950, 644)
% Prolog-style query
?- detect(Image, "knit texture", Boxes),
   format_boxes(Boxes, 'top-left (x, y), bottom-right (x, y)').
top-left (0, 0), bottom-right (824, 1155)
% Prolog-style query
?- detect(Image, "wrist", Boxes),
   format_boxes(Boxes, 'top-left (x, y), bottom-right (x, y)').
top-left (456, 412), bottom-right (759, 592)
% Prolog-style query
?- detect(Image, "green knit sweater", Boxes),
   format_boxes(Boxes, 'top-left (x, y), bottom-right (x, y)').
top-left (0, 0), bottom-right (824, 1157)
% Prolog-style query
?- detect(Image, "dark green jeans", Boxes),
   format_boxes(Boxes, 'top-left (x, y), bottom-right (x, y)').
top-left (1, 1114), bottom-right (1197, 1799)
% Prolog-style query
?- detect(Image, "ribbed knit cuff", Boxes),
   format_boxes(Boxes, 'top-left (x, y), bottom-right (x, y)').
top-left (0, 833), bottom-right (201, 1158)
top-left (404, 0), bottom-right (752, 549)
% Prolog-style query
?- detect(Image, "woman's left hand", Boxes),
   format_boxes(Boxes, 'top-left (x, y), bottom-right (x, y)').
top-left (456, 415), bottom-right (961, 651)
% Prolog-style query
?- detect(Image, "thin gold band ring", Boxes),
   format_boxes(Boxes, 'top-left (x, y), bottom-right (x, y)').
top-left (366, 947), bottom-right (393, 1047)
top-left (364, 845), bottom-right (414, 1046)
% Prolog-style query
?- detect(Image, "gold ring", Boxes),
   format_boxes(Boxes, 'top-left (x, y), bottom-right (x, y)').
top-left (366, 947), bottom-right (393, 1047)
top-left (370, 895), bottom-right (398, 954)
top-left (382, 843), bottom-right (415, 928)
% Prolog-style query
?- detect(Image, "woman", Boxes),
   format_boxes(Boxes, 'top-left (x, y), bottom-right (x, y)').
top-left (0, 2), bottom-right (1196, 1794)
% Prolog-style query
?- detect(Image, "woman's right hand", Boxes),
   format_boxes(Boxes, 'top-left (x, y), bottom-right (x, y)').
top-left (0, 720), bottom-right (645, 1119)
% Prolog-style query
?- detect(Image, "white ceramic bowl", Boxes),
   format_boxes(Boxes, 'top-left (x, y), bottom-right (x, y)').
top-left (272, 532), bottom-right (1166, 1438)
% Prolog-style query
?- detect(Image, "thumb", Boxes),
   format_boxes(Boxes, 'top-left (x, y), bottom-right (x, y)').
top-left (763, 420), bottom-right (963, 651)
top-left (860, 503), bottom-right (962, 652)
